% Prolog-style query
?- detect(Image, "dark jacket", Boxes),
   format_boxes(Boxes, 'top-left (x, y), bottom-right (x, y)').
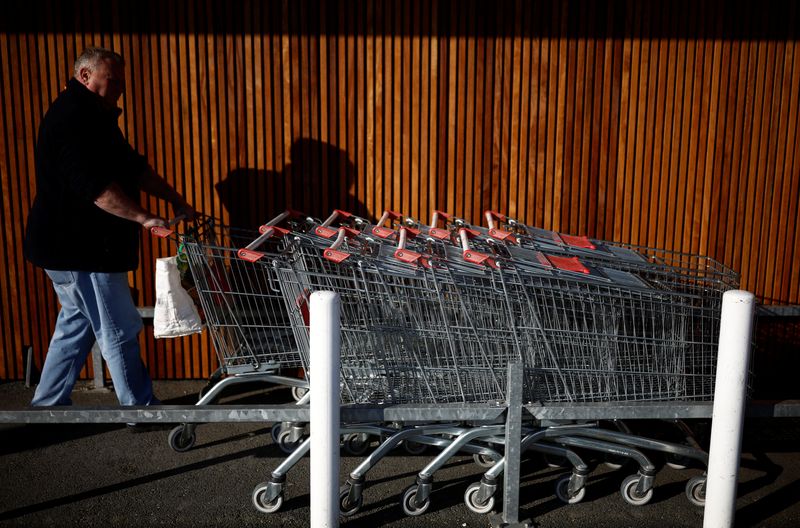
top-left (24, 79), bottom-right (147, 272)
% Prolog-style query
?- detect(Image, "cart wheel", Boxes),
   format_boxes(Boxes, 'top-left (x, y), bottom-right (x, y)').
top-left (276, 429), bottom-right (301, 454)
top-left (685, 476), bottom-right (706, 507)
top-left (555, 474), bottom-right (586, 504)
top-left (620, 474), bottom-right (653, 506)
top-left (168, 425), bottom-right (196, 452)
top-left (342, 433), bottom-right (371, 456)
top-left (252, 482), bottom-right (284, 513)
top-left (339, 486), bottom-right (363, 517)
top-left (464, 482), bottom-right (494, 514)
top-left (401, 485), bottom-right (430, 516)
top-left (270, 423), bottom-right (283, 444)
top-left (402, 440), bottom-right (427, 456)
top-left (472, 453), bottom-right (497, 469)
top-left (291, 386), bottom-right (309, 402)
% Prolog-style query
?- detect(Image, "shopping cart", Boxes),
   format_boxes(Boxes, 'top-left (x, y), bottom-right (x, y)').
top-left (383, 227), bottom-right (726, 514)
top-left (424, 209), bottom-right (739, 293)
top-left (244, 214), bottom-right (729, 515)
top-left (155, 212), bottom-right (314, 451)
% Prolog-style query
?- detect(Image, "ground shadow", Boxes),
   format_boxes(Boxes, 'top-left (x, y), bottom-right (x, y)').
top-left (0, 423), bottom-right (124, 456)
top-left (0, 445), bottom-right (263, 521)
top-left (751, 314), bottom-right (800, 400)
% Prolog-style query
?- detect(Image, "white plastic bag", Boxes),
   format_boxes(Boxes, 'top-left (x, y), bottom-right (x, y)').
top-left (153, 256), bottom-right (203, 338)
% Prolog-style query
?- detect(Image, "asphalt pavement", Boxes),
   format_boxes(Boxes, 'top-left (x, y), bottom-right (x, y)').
top-left (1, 380), bottom-right (799, 528)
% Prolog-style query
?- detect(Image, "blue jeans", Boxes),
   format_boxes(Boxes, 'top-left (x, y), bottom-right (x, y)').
top-left (32, 270), bottom-right (157, 406)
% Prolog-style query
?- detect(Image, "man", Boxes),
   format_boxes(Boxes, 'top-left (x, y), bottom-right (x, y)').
top-left (24, 47), bottom-right (194, 406)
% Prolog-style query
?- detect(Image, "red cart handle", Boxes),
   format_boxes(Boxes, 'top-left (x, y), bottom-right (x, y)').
top-left (458, 228), bottom-right (498, 269)
top-left (237, 210), bottom-right (296, 262)
top-left (428, 210), bottom-right (455, 239)
top-left (371, 210), bottom-right (404, 239)
top-left (317, 209), bottom-right (367, 238)
top-left (483, 210), bottom-right (507, 229)
top-left (483, 210), bottom-right (520, 244)
top-left (392, 227), bottom-right (430, 268)
top-left (323, 227), bottom-right (358, 263)
top-left (150, 215), bottom-right (187, 238)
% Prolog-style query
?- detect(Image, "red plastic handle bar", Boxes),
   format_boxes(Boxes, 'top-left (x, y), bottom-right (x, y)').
top-left (393, 249), bottom-right (431, 268)
top-left (150, 226), bottom-right (174, 238)
top-left (238, 248), bottom-right (266, 262)
top-left (315, 225), bottom-right (339, 239)
top-left (488, 228), bottom-right (518, 244)
top-left (545, 254), bottom-right (590, 274)
top-left (371, 226), bottom-right (396, 239)
top-left (374, 209), bottom-right (404, 230)
top-left (323, 248), bottom-right (350, 264)
top-left (258, 225), bottom-right (290, 236)
top-left (239, 226), bottom-right (289, 261)
top-left (483, 210), bottom-right (507, 229)
top-left (430, 210), bottom-right (453, 229)
top-left (149, 214), bottom-right (187, 238)
top-left (238, 209), bottom-right (299, 259)
top-left (458, 227), bottom-right (481, 239)
top-left (320, 209), bottom-right (354, 228)
top-left (397, 226), bottom-right (422, 251)
top-left (322, 227), bottom-right (359, 264)
top-left (428, 228), bottom-right (450, 240)
top-left (463, 250), bottom-right (498, 269)
top-left (559, 233), bottom-right (596, 250)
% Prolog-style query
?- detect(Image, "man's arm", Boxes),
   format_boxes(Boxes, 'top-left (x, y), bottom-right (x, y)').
top-left (94, 182), bottom-right (167, 228)
top-left (138, 165), bottom-right (195, 219)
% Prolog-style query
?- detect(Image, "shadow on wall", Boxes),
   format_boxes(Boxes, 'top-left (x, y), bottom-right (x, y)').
top-left (216, 138), bottom-right (371, 230)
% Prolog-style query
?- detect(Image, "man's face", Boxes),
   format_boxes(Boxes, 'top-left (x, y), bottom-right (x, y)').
top-left (78, 58), bottom-right (125, 107)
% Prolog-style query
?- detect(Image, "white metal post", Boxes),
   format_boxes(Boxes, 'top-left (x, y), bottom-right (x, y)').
top-left (310, 291), bottom-right (341, 528)
top-left (703, 290), bottom-right (755, 528)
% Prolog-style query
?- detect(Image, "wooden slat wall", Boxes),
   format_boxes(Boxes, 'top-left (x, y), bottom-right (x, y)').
top-left (1, 0), bottom-right (798, 381)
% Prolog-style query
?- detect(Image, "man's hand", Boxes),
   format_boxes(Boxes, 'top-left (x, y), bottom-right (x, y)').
top-left (172, 201), bottom-right (197, 222)
top-left (95, 183), bottom-right (170, 228)
top-left (142, 216), bottom-right (168, 229)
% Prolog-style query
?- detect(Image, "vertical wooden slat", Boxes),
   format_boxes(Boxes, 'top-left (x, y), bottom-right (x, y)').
top-left (577, 0), bottom-right (595, 236)
top-left (365, 0), bottom-right (375, 218)
top-left (400, 0), bottom-right (411, 216)
top-left (673, 0), bottom-right (697, 254)
top-left (0, 8), bottom-right (15, 379)
top-left (775, 38), bottom-right (799, 302)
top-left (613, 1), bottom-right (633, 243)
top-left (629, 0), bottom-right (650, 246)
top-left (698, 7), bottom-right (722, 259)
top-left (757, 35), bottom-right (788, 301)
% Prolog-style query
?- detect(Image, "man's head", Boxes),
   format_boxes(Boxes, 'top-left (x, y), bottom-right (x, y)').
top-left (73, 47), bottom-right (126, 108)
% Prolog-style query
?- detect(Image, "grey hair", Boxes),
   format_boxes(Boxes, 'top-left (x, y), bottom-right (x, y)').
top-left (73, 47), bottom-right (124, 78)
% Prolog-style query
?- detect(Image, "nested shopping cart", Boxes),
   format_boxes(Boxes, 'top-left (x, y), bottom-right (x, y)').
top-left (389, 225), bottom-right (729, 512)
top-left (423, 209), bottom-right (739, 292)
top-left (159, 212), bottom-right (314, 451)
top-left (243, 214), bottom-right (732, 516)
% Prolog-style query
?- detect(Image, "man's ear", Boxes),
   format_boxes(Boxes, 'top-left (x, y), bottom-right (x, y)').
top-left (78, 66), bottom-right (91, 85)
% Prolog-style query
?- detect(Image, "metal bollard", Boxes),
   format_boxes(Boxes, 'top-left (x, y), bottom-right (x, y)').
top-left (703, 290), bottom-right (755, 528)
top-left (310, 291), bottom-right (341, 528)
